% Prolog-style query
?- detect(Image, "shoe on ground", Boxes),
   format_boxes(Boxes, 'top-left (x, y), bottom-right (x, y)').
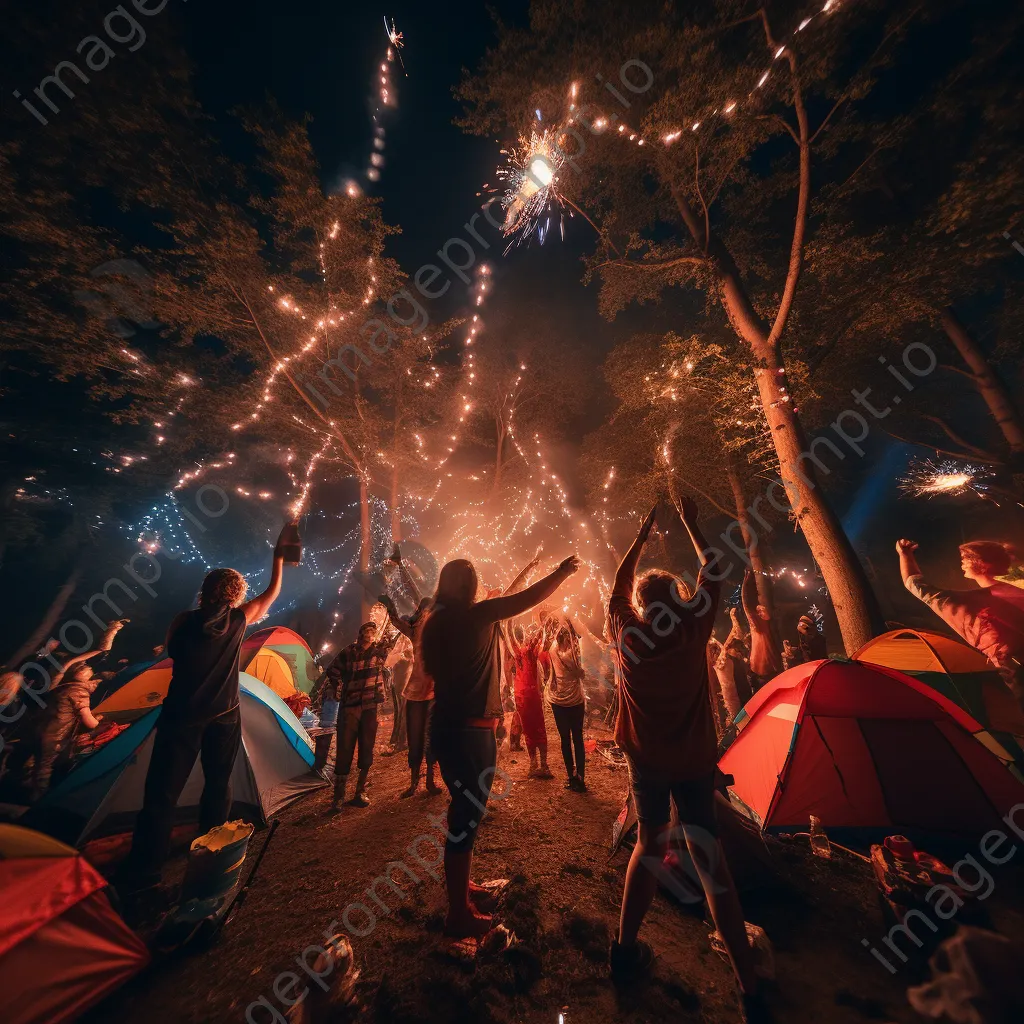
top-left (564, 776), bottom-right (576, 790)
top-left (609, 938), bottom-right (654, 982)
top-left (426, 780), bottom-right (443, 795)
top-left (571, 775), bottom-right (587, 792)
top-left (347, 792), bottom-right (370, 808)
top-left (399, 785), bottom-right (418, 799)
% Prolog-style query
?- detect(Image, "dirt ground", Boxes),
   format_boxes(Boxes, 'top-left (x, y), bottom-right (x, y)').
top-left (86, 711), bottom-right (1024, 1024)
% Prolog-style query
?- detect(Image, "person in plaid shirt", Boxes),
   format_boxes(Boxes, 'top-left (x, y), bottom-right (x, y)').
top-left (326, 621), bottom-right (398, 811)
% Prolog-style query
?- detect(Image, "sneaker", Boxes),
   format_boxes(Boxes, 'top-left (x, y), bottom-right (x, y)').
top-left (609, 938), bottom-right (655, 982)
top-left (347, 792), bottom-right (370, 808)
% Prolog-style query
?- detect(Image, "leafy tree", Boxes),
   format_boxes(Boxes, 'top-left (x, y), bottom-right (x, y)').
top-left (456, 0), bottom-right (1011, 651)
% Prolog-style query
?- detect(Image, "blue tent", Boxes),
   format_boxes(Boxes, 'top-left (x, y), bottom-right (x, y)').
top-left (26, 674), bottom-right (327, 848)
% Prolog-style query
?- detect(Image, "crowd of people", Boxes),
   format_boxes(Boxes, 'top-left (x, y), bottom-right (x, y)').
top-left (4, 499), bottom-right (1024, 1022)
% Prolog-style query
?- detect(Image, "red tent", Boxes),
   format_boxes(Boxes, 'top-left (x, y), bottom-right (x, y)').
top-left (719, 659), bottom-right (1024, 839)
top-left (0, 824), bottom-right (149, 1024)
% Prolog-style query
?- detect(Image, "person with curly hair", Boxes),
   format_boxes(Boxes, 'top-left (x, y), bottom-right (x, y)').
top-left (898, 537), bottom-right (1024, 709)
top-left (607, 498), bottom-right (760, 1020)
top-left (122, 524), bottom-right (293, 890)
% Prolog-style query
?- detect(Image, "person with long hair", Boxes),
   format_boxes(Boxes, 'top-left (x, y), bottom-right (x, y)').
top-left (421, 554), bottom-right (579, 939)
top-left (543, 622), bottom-right (587, 791)
top-left (121, 525), bottom-right (292, 891)
top-left (607, 498), bottom-right (761, 1018)
top-left (898, 537), bottom-right (1024, 709)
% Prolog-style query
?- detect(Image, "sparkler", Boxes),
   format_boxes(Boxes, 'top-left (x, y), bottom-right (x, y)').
top-left (384, 16), bottom-right (407, 76)
top-left (899, 458), bottom-right (992, 500)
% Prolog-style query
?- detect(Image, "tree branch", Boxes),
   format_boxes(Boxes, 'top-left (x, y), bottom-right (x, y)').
top-left (919, 414), bottom-right (1005, 464)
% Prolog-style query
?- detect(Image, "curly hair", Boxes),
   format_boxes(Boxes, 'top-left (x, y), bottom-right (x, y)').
top-left (960, 541), bottom-right (1016, 577)
top-left (634, 569), bottom-right (691, 618)
top-left (199, 568), bottom-right (248, 608)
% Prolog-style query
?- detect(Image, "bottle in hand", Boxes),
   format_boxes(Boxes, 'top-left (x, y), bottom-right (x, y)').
top-left (278, 521), bottom-right (303, 565)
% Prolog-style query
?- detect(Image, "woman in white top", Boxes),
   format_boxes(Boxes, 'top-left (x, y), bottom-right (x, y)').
top-left (543, 622), bottom-right (587, 791)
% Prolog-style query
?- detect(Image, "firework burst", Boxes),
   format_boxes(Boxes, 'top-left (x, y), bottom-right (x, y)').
top-left (899, 458), bottom-right (992, 499)
top-left (496, 130), bottom-right (567, 250)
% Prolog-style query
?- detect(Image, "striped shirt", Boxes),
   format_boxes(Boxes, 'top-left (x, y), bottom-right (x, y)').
top-left (325, 633), bottom-right (398, 709)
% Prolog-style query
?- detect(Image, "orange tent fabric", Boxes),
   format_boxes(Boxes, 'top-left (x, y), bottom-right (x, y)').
top-left (0, 825), bottom-right (149, 1024)
top-left (719, 659), bottom-right (1024, 839)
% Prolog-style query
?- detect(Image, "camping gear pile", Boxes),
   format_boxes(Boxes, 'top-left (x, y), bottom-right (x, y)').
top-left (870, 835), bottom-right (984, 942)
top-left (0, 824), bottom-right (149, 1024)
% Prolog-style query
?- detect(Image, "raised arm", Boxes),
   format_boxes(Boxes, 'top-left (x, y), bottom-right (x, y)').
top-left (241, 524), bottom-right (291, 626)
top-left (675, 496), bottom-right (713, 567)
top-left (896, 538), bottom-right (922, 583)
top-left (476, 557), bottom-right (580, 624)
top-left (378, 594), bottom-right (413, 639)
top-left (391, 549), bottom-right (424, 606)
top-left (613, 506), bottom-right (657, 597)
top-left (503, 552), bottom-right (541, 596)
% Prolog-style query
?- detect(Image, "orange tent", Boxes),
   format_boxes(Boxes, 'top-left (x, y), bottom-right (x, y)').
top-left (241, 626), bottom-right (320, 693)
top-left (719, 659), bottom-right (1024, 840)
top-left (0, 825), bottom-right (149, 1023)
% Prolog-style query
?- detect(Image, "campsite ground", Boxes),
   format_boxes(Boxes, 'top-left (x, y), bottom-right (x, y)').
top-left (89, 713), bottom-right (1024, 1024)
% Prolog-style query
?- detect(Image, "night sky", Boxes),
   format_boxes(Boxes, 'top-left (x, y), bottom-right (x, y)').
top-left (2, 0), bottom-right (1021, 656)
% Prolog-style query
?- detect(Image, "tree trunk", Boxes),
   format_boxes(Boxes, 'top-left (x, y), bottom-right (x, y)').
top-left (359, 476), bottom-right (372, 622)
top-left (750, 354), bottom-right (884, 652)
top-left (4, 562), bottom-right (82, 668)
top-left (673, 196), bottom-right (884, 653)
top-left (727, 462), bottom-right (773, 611)
top-left (940, 307), bottom-right (1024, 457)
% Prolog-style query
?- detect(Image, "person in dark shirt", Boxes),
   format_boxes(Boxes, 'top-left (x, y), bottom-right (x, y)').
top-left (122, 525), bottom-right (291, 889)
top-left (421, 553), bottom-right (579, 939)
top-left (607, 498), bottom-right (760, 1016)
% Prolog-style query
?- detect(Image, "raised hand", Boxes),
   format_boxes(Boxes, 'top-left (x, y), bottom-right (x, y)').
top-left (558, 555), bottom-right (581, 576)
top-left (640, 505), bottom-right (657, 537)
top-left (896, 538), bottom-right (919, 554)
top-left (675, 494), bottom-right (699, 525)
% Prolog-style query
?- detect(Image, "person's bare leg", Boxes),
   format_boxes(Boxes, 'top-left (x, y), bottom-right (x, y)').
top-left (618, 822), bottom-right (668, 945)
top-left (686, 831), bottom-right (758, 995)
top-left (443, 847), bottom-right (492, 938)
top-left (400, 769), bottom-right (420, 798)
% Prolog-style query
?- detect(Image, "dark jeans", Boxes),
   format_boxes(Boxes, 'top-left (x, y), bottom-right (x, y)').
top-left (130, 710), bottom-right (241, 880)
top-left (433, 724), bottom-right (497, 853)
top-left (406, 698), bottom-right (435, 774)
top-left (551, 701), bottom-right (585, 779)
top-left (335, 705), bottom-right (378, 788)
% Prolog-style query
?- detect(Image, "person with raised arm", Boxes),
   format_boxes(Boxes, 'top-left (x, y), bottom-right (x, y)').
top-left (379, 544), bottom-right (440, 798)
top-left (421, 553), bottom-right (579, 940)
top-left (122, 525), bottom-right (292, 890)
top-left (740, 569), bottom-right (782, 691)
top-left (606, 498), bottom-right (762, 1019)
top-left (898, 537), bottom-right (1024, 709)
